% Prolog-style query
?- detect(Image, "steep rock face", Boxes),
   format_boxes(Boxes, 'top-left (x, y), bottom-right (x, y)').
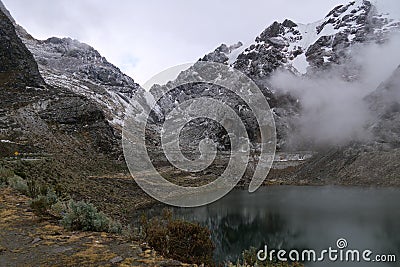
top-left (149, 71), bottom-right (264, 151)
top-left (200, 42), bottom-right (243, 64)
top-left (19, 34), bottom-right (143, 130)
top-left (0, 7), bottom-right (119, 160)
top-left (0, 9), bottom-right (44, 88)
top-left (1, 0), bottom-right (152, 137)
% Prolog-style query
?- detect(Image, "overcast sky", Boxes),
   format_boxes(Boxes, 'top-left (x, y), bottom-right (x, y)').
top-left (2, 0), bottom-right (399, 84)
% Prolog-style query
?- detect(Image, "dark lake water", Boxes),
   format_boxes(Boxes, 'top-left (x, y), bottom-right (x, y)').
top-left (149, 186), bottom-right (400, 266)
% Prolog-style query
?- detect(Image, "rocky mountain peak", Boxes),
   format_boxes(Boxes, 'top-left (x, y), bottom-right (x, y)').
top-left (24, 36), bottom-right (139, 92)
top-left (0, 6), bottom-right (120, 160)
top-left (200, 42), bottom-right (243, 64)
top-left (0, 0), bottom-right (13, 22)
top-left (204, 0), bottom-right (400, 77)
top-left (0, 8), bottom-right (44, 89)
top-left (319, 0), bottom-right (373, 32)
top-left (159, 0), bottom-right (400, 150)
top-left (16, 25), bottom-right (144, 129)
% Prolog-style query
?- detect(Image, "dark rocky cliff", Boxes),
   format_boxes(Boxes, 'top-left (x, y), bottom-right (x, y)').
top-left (0, 7), bottom-right (120, 164)
top-left (0, 9), bottom-right (44, 88)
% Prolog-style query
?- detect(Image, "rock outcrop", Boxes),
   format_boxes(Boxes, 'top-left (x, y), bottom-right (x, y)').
top-left (0, 6), bottom-right (119, 162)
top-left (19, 35), bottom-right (144, 131)
top-left (0, 9), bottom-right (44, 88)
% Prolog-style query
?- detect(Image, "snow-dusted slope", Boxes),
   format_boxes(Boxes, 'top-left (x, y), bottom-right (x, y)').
top-left (205, 0), bottom-right (399, 78)
top-left (172, 0), bottom-right (400, 150)
top-left (1, 0), bottom-right (154, 138)
top-left (0, 5), bottom-right (121, 159)
top-left (232, 0), bottom-right (399, 76)
top-left (17, 34), bottom-right (144, 130)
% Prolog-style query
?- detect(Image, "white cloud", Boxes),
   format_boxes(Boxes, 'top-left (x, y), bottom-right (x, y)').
top-left (270, 33), bottom-right (400, 147)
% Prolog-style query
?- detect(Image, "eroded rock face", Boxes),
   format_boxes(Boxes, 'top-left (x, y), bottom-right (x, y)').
top-left (0, 7), bottom-right (119, 159)
top-left (26, 36), bottom-right (139, 93)
top-left (0, 9), bottom-right (44, 88)
top-left (17, 28), bottom-right (146, 131)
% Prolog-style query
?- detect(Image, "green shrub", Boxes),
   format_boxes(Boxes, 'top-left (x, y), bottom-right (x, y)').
top-left (8, 175), bottom-right (29, 194)
top-left (29, 190), bottom-right (58, 217)
top-left (61, 200), bottom-right (121, 234)
top-left (0, 167), bottom-right (14, 185)
top-left (0, 165), bottom-right (50, 198)
top-left (30, 195), bottom-right (50, 216)
top-left (26, 178), bottom-right (48, 198)
top-left (108, 220), bottom-right (123, 234)
top-left (142, 210), bottom-right (215, 266)
top-left (49, 200), bottom-right (69, 218)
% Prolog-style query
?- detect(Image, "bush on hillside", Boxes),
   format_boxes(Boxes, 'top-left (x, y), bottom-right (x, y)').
top-left (61, 200), bottom-right (122, 234)
top-left (141, 210), bottom-right (215, 266)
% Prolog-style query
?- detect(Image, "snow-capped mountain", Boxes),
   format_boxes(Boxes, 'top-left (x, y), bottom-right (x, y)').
top-left (18, 33), bottom-right (143, 131)
top-left (174, 0), bottom-right (400, 184)
top-left (211, 0), bottom-right (399, 77)
top-left (0, 2), bottom-right (150, 134)
top-left (194, 0), bottom-right (400, 149)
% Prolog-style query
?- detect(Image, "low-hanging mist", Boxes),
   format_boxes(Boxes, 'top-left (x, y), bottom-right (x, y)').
top-left (270, 33), bottom-right (400, 148)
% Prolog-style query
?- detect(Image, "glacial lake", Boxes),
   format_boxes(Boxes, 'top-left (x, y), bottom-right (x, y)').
top-left (145, 186), bottom-right (400, 266)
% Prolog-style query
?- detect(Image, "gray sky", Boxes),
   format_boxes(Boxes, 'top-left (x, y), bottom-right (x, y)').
top-left (3, 0), bottom-right (399, 84)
